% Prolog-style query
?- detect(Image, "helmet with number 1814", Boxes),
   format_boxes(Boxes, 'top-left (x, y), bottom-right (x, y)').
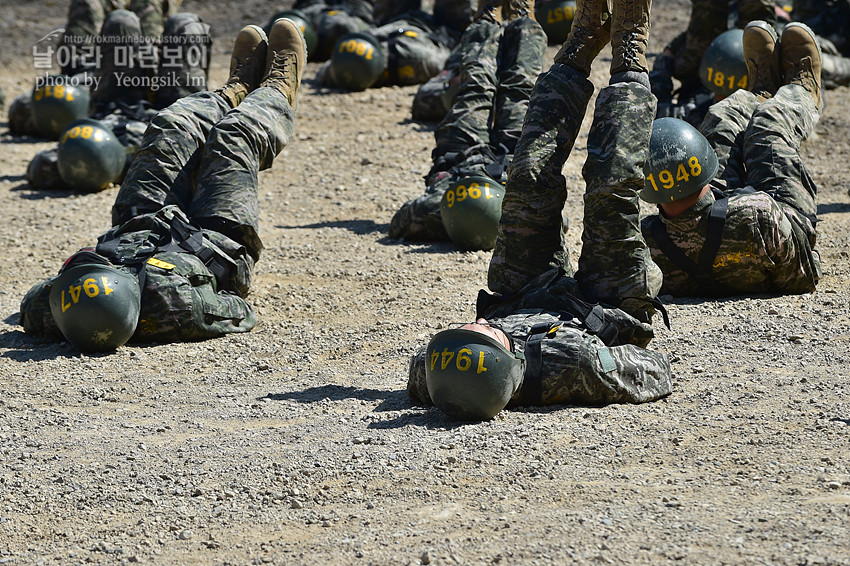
top-left (641, 117), bottom-right (719, 203)
top-left (699, 28), bottom-right (748, 98)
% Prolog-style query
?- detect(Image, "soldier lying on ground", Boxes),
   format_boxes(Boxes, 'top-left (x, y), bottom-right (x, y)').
top-left (18, 19), bottom-right (305, 352)
top-left (389, 0), bottom-right (545, 250)
top-left (407, 0), bottom-right (672, 421)
top-left (640, 21), bottom-right (822, 297)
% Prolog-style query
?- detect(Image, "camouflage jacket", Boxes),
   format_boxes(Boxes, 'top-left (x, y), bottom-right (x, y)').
top-left (20, 205), bottom-right (257, 344)
top-left (641, 188), bottom-right (821, 296)
top-left (407, 268), bottom-right (673, 408)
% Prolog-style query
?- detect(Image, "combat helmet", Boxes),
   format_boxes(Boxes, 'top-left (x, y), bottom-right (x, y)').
top-left (535, 0), bottom-right (576, 44)
top-left (641, 117), bottom-right (718, 203)
top-left (440, 175), bottom-right (505, 251)
top-left (57, 118), bottom-right (126, 193)
top-left (699, 28), bottom-right (748, 98)
top-left (265, 9), bottom-right (318, 59)
top-left (49, 251), bottom-right (141, 352)
top-left (329, 32), bottom-right (386, 91)
top-left (425, 328), bottom-right (525, 421)
top-left (31, 81), bottom-right (90, 140)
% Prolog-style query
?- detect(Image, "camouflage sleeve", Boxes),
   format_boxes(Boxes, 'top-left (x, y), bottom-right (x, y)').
top-left (388, 175), bottom-right (450, 241)
top-left (19, 277), bottom-right (64, 340)
top-left (406, 344), bottom-right (433, 405)
top-left (523, 329), bottom-right (673, 407)
top-left (133, 252), bottom-right (257, 342)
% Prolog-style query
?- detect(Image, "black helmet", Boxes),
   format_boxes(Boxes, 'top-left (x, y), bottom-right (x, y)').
top-left (425, 328), bottom-right (525, 421)
top-left (699, 29), bottom-right (748, 98)
top-left (329, 32), bottom-right (386, 91)
top-left (535, 0), bottom-right (576, 44)
top-left (57, 118), bottom-right (126, 192)
top-left (31, 81), bottom-right (90, 140)
top-left (49, 256), bottom-right (140, 352)
top-left (641, 117), bottom-right (718, 203)
top-left (440, 176), bottom-right (505, 251)
top-left (266, 9), bottom-right (318, 58)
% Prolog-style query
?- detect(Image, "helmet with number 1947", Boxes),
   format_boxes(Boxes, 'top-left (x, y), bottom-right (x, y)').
top-left (440, 175), bottom-right (505, 251)
top-left (49, 258), bottom-right (141, 352)
top-left (641, 117), bottom-right (719, 203)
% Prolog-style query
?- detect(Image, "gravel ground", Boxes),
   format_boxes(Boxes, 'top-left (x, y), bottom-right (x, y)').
top-left (1, 0), bottom-right (849, 564)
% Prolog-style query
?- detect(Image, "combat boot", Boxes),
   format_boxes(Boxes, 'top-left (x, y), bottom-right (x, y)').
top-left (610, 0), bottom-right (651, 76)
top-left (216, 25), bottom-right (268, 108)
top-left (261, 18), bottom-right (307, 107)
top-left (554, 0), bottom-right (611, 76)
top-left (780, 22), bottom-right (822, 109)
top-left (503, 0), bottom-right (535, 21)
top-left (474, 0), bottom-right (504, 24)
top-left (743, 20), bottom-right (780, 99)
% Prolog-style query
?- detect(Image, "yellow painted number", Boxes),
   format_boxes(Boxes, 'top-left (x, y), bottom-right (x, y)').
top-left (33, 85), bottom-right (76, 102)
top-left (60, 277), bottom-right (114, 312)
top-left (547, 5), bottom-right (574, 23)
top-left (340, 40), bottom-right (373, 60)
top-left (704, 67), bottom-right (748, 92)
top-left (646, 156), bottom-right (703, 193)
top-left (445, 181), bottom-right (493, 208)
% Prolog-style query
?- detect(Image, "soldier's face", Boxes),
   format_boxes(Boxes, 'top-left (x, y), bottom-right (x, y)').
top-left (460, 318), bottom-right (512, 351)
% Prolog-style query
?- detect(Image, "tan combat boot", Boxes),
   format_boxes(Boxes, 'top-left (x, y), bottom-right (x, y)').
top-left (780, 22), bottom-right (822, 108)
top-left (554, 0), bottom-right (612, 76)
top-left (610, 0), bottom-right (651, 75)
top-left (743, 21), bottom-right (780, 99)
top-left (261, 18), bottom-right (307, 107)
top-left (217, 25), bottom-right (268, 107)
top-left (475, 0), bottom-right (504, 24)
top-left (503, 0), bottom-right (535, 21)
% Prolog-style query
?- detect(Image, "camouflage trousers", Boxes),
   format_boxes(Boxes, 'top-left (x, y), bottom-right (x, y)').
top-left (61, 0), bottom-right (182, 74)
top-left (112, 88), bottom-right (297, 260)
top-left (411, 47), bottom-right (462, 122)
top-left (699, 84), bottom-right (819, 220)
top-left (389, 16), bottom-right (546, 240)
top-left (673, 0), bottom-right (775, 80)
top-left (488, 63), bottom-right (593, 294)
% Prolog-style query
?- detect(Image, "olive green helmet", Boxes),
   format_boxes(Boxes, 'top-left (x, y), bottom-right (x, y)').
top-left (49, 257), bottom-right (141, 352)
top-left (535, 0), bottom-right (576, 44)
top-left (425, 328), bottom-right (525, 421)
top-left (57, 118), bottom-right (126, 193)
top-left (329, 32), bottom-right (386, 91)
top-left (266, 10), bottom-right (318, 59)
top-left (699, 28), bottom-right (748, 98)
top-left (31, 81), bottom-right (90, 140)
top-left (641, 117), bottom-right (719, 203)
top-left (440, 176), bottom-right (505, 251)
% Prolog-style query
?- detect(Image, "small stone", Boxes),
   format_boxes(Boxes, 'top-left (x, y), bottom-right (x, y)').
top-left (421, 551), bottom-right (431, 564)
top-left (178, 530), bottom-right (193, 540)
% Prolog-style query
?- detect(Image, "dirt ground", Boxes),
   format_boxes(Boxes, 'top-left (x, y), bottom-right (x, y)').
top-left (1, 0), bottom-right (849, 564)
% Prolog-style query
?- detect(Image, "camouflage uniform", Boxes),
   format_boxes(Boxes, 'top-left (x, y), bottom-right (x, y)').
top-left (20, 87), bottom-right (295, 343)
top-left (389, 16), bottom-right (546, 241)
top-left (315, 11), bottom-right (458, 89)
top-left (22, 9), bottom-right (208, 190)
top-left (673, 0), bottom-right (775, 83)
top-left (641, 84), bottom-right (821, 296)
top-left (294, 0), bottom-right (376, 61)
top-left (407, 75), bottom-right (672, 408)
